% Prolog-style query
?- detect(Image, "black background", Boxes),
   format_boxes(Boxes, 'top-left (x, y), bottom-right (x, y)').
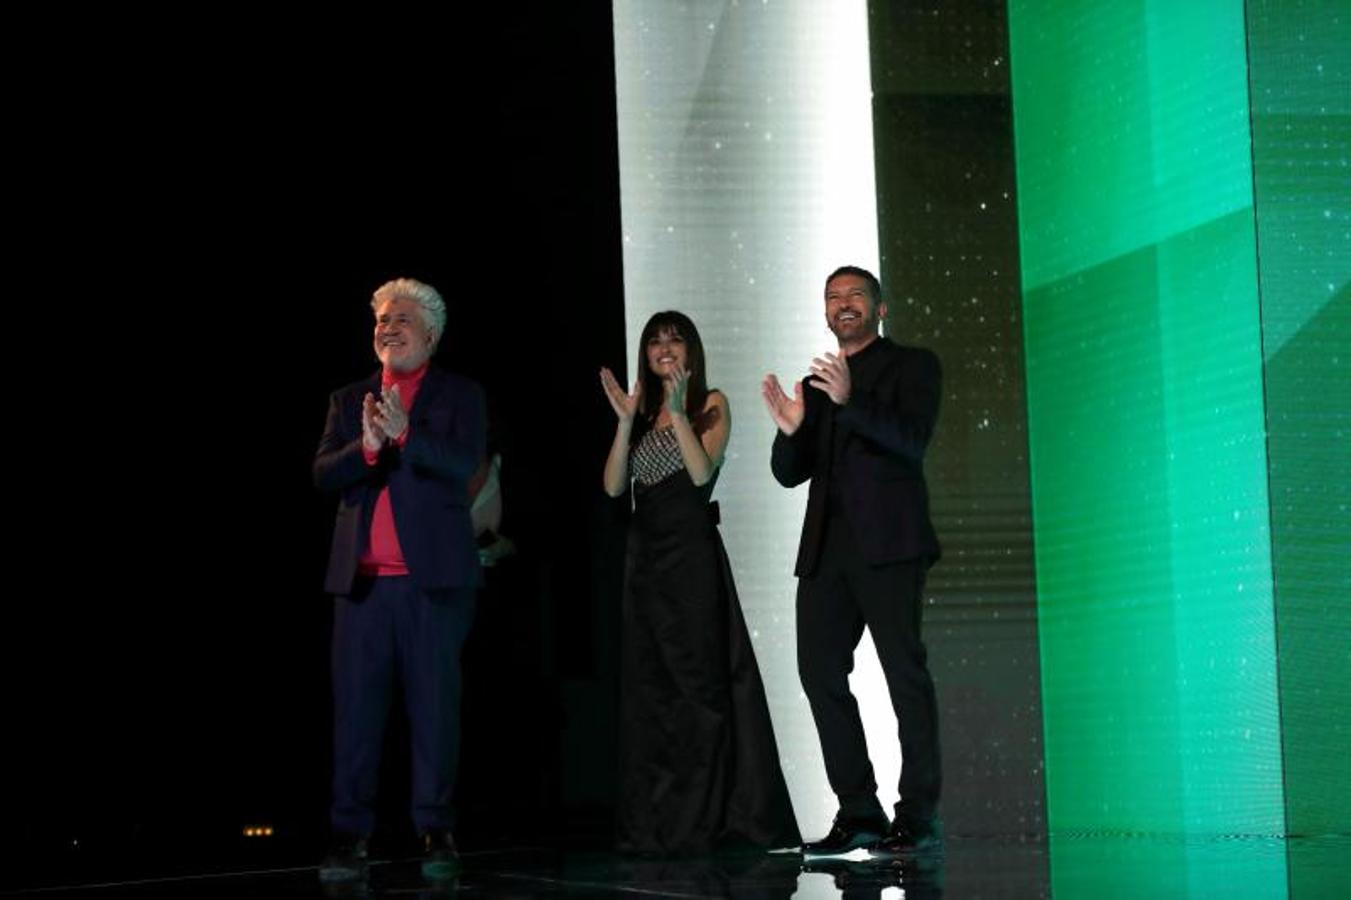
top-left (10, 5), bottom-right (630, 875)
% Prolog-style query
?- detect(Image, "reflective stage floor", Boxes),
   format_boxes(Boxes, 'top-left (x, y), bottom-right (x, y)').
top-left (3, 833), bottom-right (1347, 898)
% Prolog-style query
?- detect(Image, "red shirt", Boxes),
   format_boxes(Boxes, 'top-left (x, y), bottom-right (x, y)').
top-left (358, 364), bottom-right (427, 576)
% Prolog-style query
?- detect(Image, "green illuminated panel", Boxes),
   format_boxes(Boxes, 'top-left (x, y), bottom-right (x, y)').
top-left (1011, 1), bottom-right (1254, 293)
top-left (1009, 0), bottom-right (1286, 859)
top-left (1247, 0), bottom-right (1351, 874)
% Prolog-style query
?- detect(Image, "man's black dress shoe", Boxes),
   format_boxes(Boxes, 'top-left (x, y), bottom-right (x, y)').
top-left (872, 814), bottom-right (943, 856)
top-left (420, 829), bottom-right (460, 880)
top-left (318, 833), bottom-right (370, 882)
top-left (801, 815), bottom-right (889, 857)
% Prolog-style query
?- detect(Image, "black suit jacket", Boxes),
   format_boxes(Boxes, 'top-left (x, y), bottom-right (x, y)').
top-left (771, 337), bottom-right (941, 576)
top-left (314, 366), bottom-right (487, 595)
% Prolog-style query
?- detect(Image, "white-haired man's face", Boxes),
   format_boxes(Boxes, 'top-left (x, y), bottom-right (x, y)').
top-left (373, 296), bottom-right (434, 373)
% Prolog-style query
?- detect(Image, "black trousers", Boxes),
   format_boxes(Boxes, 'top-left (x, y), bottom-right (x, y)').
top-left (796, 511), bottom-right (941, 824)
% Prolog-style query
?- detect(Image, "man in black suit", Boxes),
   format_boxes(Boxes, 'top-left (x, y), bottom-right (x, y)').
top-left (762, 265), bottom-right (942, 858)
top-left (314, 278), bottom-right (486, 883)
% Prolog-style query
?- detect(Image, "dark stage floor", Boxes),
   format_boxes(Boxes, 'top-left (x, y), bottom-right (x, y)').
top-left (4, 834), bottom-right (1348, 898)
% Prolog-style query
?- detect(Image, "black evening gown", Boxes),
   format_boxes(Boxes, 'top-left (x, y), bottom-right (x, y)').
top-left (617, 423), bottom-right (800, 854)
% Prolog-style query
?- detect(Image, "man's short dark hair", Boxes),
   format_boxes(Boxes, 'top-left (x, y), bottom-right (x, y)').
top-left (825, 265), bottom-right (882, 305)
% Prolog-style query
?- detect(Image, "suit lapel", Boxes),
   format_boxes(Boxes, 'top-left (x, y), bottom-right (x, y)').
top-left (409, 365), bottom-right (445, 417)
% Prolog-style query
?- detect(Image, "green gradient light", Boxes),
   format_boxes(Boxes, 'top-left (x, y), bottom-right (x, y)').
top-left (1009, 0), bottom-right (1286, 863)
top-left (1247, 0), bottom-right (1351, 873)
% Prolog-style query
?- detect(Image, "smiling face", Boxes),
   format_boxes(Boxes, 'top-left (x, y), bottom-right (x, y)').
top-left (635, 311), bottom-right (708, 420)
top-left (372, 295), bottom-right (435, 373)
top-left (645, 326), bottom-right (688, 377)
top-left (825, 272), bottom-right (886, 351)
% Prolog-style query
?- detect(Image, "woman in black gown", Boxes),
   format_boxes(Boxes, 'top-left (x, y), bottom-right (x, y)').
top-left (600, 311), bottom-right (800, 854)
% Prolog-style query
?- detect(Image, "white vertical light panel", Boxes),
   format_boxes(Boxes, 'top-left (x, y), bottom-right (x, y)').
top-left (613, 0), bottom-right (896, 833)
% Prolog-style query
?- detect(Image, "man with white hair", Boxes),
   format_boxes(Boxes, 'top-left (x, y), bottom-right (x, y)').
top-left (314, 277), bottom-right (486, 883)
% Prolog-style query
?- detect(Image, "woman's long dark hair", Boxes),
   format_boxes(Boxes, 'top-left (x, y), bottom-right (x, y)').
top-left (633, 310), bottom-right (710, 441)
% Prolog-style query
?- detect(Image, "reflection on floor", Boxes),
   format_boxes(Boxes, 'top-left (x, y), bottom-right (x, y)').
top-left (5, 834), bottom-right (1348, 898)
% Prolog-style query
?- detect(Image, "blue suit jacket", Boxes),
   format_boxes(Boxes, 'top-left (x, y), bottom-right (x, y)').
top-left (314, 366), bottom-right (487, 595)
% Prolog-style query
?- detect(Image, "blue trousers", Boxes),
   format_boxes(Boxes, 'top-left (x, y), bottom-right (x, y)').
top-left (330, 575), bottom-right (476, 835)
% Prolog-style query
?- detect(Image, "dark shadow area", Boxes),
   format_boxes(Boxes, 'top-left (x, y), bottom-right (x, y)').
top-left (8, 6), bottom-right (628, 892)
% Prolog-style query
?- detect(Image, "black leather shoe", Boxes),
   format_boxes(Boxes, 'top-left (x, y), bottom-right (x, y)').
top-left (801, 815), bottom-right (889, 857)
top-left (872, 815), bottom-right (943, 857)
top-left (420, 829), bottom-right (460, 880)
top-left (318, 833), bottom-right (369, 882)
